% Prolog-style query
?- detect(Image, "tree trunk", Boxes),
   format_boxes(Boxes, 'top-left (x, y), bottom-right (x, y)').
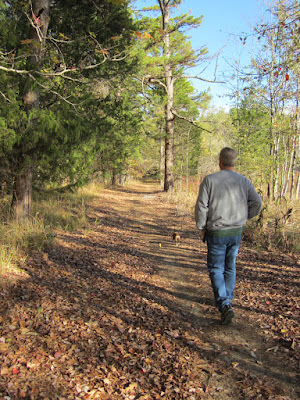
top-left (112, 171), bottom-right (117, 186)
top-left (11, 167), bottom-right (33, 221)
top-left (289, 141), bottom-right (296, 199)
top-left (11, 0), bottom-right (50, 219)
top-left (273, 133), bottom-right (280, 199)
top-left (164, 129), bottom-right (174, 191)
top-left (296, 171), bottom-right (300, 199)
top-left (163, 68), bottom-right (175, 192)
top-left (186, 127), bottom-right (190, 193)
top-left (159, 136), bottom-right (164, 188)
top-left (162, 0), bottom-right (174, 192)
top-left (294, 75), bottom-right (300, 199)
top-left (267, 18), bottom-right (277, 201)
top-left (119, 174), bottom-right (126, 186)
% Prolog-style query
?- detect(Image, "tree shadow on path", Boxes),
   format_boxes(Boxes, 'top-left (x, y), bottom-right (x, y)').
top-left (88, 183), bottom-right (299, 398)
top-left (0, 182), bottom-right (299, 399)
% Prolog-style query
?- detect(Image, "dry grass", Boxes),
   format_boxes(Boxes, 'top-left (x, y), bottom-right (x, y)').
top-left (244, 197), bottom-right (300, 253)
top-left (0, 183), bottom-right (104, 280)
top-left (171, 178), bottom-right (300, 254)
top-left (1, 179), bottom-right (298, 283)
top-left (171, 176), bottom-right (201, 215)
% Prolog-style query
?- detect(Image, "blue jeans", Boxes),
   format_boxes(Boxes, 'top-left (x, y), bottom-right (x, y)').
top-left (206, 234), bottom-right (242, 312)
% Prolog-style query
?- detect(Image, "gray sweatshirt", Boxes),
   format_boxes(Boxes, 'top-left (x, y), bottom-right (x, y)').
top-left (195, 169), bottom-right (262, 232)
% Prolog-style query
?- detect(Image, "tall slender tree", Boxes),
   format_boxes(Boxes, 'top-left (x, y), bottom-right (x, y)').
top-left (237, 0), bottom-right (300, 199)
top-left (135, 0), bottom-right (207, 191)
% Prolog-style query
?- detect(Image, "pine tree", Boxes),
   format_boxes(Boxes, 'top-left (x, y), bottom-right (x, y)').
top-left (134, 0), bottom-right (207, 191)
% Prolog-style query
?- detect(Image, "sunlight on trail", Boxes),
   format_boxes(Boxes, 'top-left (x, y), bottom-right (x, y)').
top-left (0, 182), bottom-right (298, 399)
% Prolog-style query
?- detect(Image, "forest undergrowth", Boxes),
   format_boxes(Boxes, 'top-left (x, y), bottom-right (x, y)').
top-left (1, 177), bottom-right (299, 281)
top-left (172, 177), bottom-right (300, 255)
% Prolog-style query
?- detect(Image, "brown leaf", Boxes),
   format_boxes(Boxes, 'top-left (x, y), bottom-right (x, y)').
top-left (0, 366), bottom-right (10, 375)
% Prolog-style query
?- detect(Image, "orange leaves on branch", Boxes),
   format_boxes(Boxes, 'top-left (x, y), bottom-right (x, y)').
top-left (135, 31), bottom-right (153, 40)
top-left (32, 12), bottom-right (41, 26)
top-left (20, 39), bottom-right (33, 45)
top-left (273, 69), bottom-right (289, 81)
top-left (144, 32), bottom-right (153, 39)
top-left (110, 35), bottom-right (122, 41)
top-left (95, 48), bottom-right (109, 55)
top-left (51, 57), bottom-right (60, 64)
top-left (59, 33), bottom-right (71, 41)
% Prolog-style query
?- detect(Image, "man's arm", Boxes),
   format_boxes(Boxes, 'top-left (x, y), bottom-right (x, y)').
top-left (195, 177), bottom-right (209, 231)
top-left (247, 183), bottom-right (262, 219)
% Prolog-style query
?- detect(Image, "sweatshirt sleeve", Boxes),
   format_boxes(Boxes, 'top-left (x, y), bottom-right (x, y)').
top-left (195, 177), bottom-right (209, 230)
top-left (247, 182), bottom-right (262, 219)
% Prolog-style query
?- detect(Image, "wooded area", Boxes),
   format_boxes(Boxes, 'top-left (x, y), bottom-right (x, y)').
top-left (0, 0), bottom-right (299, 216)
top-left (0, 1), bottom-right (299, 398)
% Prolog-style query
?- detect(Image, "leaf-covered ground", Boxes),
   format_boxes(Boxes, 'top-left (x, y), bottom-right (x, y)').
top-left (0, 182), bottom-right (299, 399)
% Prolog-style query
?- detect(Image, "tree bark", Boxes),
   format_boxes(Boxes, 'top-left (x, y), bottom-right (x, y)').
top-left (294, 75), bottom-right (300, 199)
top-left (11, 167), bottom-right (33, 221)
top-left (112, 171), bottom-right (117, 186)
top-left (164, 67), bottom-right (175, 191)
top-left (161, 0), bottom-right (175, 192)
top-left (164, 127), bottom-right (174, 191)
top-left (159, 135), bottom-right (164, 188)
top-left (186, 127), bottom-right (190, 193)
top-left (119, 174), bottom-right (126, 186)
top-left (289, 140), bottom-right (296, 199)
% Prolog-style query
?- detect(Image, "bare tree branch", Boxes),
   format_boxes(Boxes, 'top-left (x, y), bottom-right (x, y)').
top-left (136, 75), bottom-right (168, 91)
top-left (0, 91), bottom-right (12, 103)
top-left (148, 77), bottom-right (167, 90)
top-left (28, 73), bottom-right (81, 109)
top-left (171, 108), bottom-right (212, 133)
top-left (0, 65), bottom-right (30, 74)
top-left (184, 74), bottom-right (225, 84)
top-left (0, 54), bottom-right (109, 78)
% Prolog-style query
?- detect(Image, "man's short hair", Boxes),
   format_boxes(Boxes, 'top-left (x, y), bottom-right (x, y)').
top-left (219, 147), bottom-right (237, 167)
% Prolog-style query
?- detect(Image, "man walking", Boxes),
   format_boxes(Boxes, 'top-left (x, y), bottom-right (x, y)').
top-left (195, 147), bottom-right (262, 325)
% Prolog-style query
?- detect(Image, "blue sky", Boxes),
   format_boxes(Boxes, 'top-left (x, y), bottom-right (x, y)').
top-left (133, 0), bottom-right (267, 110)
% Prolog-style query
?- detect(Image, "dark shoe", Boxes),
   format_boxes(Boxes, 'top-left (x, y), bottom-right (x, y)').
top-left (221, 305), bottom-right (234, 326)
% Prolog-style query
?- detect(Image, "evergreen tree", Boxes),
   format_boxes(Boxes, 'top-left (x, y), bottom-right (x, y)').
top-left (0, 0), bottom-right (135, 219)
top-left (230, 96), bottom-right (271, 186)
top-left (92, 76), bottom-right (144, 184)
top-left (134, 0), bottom-right (207, 191)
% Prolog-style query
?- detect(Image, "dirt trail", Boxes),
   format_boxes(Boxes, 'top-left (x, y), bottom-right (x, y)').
top-left (86, 182), bottom-right (299, 398)
top-left (0, 181), bottom-right (299, 399)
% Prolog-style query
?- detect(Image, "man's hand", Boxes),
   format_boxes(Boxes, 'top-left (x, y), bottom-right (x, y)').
top-left (200, 230), bottom-right (206, 242)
